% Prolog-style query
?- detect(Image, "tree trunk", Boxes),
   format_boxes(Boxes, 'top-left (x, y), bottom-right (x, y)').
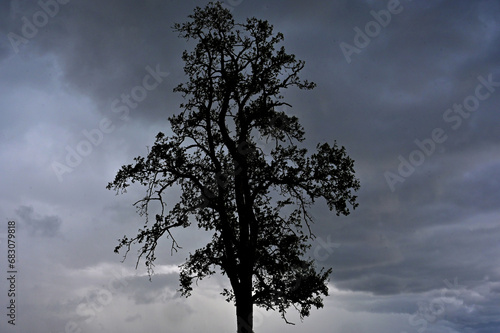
top-left (235, 270), bottom-right (253, 333)
top-left (236, 292), bottom-right (253, 333)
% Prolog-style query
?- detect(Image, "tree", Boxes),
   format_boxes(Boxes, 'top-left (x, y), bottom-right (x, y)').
top-left (107, 2), bottom-right (360, 332)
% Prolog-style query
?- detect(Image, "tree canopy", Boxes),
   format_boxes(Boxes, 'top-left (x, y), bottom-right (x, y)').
top-left (107, 2), bottom-right (360, 332)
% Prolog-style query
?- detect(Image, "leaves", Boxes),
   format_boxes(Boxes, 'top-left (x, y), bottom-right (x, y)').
top-left (107, 1), bottom-right (359, 325)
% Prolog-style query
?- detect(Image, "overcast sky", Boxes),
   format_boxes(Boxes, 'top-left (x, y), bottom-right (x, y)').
top-left (1, 0), bottom-right (500, 332)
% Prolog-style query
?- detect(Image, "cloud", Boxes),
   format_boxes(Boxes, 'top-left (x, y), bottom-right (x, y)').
top-left (15, 205), bottom-right (62, 237)
top-left (1, 1), bottom-right (500, 332)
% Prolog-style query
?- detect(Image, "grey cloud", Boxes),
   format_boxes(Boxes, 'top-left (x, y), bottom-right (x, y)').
top-left (1, 0), bottom-right (500, 332)
top-left (15, 205), bottom-right (62, 237)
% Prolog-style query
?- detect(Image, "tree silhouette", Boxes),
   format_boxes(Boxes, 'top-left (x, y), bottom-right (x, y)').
top-left (107, 2), bottom-right (360, 332)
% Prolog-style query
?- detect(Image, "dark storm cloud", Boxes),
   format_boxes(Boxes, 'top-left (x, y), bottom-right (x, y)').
top-left (3, 0), bottom-right (192, 124)
top-left (295, 0), bottom-right (500, 165)
top-left (15, 205), bottom-right (62, 237)
top-left (2, 0), bottom-right (500, 332)
top-left (295, 1), bottom-right (500, 314)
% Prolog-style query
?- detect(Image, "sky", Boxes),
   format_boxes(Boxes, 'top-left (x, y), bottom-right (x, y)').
top-left (0, 0), bottom-right (500, 332)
